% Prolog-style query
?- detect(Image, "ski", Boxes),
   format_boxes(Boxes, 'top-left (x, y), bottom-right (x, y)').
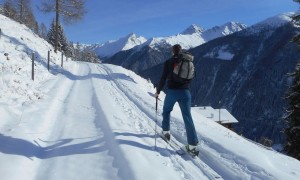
top-left (157, 132), bottom-right (223, 179)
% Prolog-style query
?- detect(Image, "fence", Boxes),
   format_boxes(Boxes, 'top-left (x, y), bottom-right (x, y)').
top-left (30, 50), bottom-right (65, 81)
top-left (1, 28), bottom-right (70, 81)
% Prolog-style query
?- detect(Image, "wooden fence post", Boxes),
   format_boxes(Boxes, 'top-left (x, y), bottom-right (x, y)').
top-left (48, 50), bottom-right (50, 71)
top-left (32, 52), bottom-right (34, 81)
top-left (61, 52), bottom-right (63, 68)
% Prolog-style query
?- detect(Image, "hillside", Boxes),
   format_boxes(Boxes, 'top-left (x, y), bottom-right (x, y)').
top-left (1, 14), bottom-right (300, 180)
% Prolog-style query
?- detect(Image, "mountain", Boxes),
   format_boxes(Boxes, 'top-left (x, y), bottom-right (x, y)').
top-left (105, 21), bottom-right (246, 72)
top-left (201, 21), bottom-right (247, 41)
top-left (143, 22), bottom-right (246, 50)
top-left (181, 24), bottom-right (205, 34)
top-left (140, 12), bottom-right (299, 145)
top-left (92, 33), bottom-right (147, 58)
top-left (1, 13), bottom-right (300, 180)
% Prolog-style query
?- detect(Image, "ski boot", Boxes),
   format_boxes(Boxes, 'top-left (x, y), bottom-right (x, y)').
top-left (162, 130), bottom-right (171, 141)
top-left (184, 144), bottom-right (199, 157)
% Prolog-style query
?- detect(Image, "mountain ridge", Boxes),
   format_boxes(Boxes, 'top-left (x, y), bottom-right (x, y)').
top-left (93, 21), bottom-right (247, 58)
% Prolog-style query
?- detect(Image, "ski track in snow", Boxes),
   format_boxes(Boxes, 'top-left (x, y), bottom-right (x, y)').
top-left (33, 63), bottom-right (132, 180)
top-left (94, 64), bottom-right (278, 180)
top-left (94, 64), bottom-right (207, 180)
top-left (0, 62), bottom-right (208, 180)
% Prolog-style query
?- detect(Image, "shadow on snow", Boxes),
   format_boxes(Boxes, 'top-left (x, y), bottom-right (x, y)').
top-left (0, 133), bottom-right (104, 160)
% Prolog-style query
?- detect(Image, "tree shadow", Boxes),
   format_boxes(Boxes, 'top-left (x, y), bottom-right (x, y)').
top-left (52, 66), bottom-right (137, 84)
top-left (0, 133), bottom-right (105, 160)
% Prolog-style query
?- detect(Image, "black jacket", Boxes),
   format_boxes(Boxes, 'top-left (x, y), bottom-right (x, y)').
top-left (156, 55), bottom-right (191, 94)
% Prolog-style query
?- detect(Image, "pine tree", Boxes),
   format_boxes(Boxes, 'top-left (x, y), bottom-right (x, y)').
top-left (284, 62), bottom-right (300, 160)
top-left (73, 42), bottom-right (81, 61)
top-left (40, 0), bottom-right (86, 53)
top-left (283, 0), bottom-right (300, 160)
top-left (47, 20), bottom-right (56, 48)
top-left (39, 23), bottom-right (48, 40)
top-left (47, 20), bottom-right (68, 55)
top-left (80, 47), bottom-right (99, 63)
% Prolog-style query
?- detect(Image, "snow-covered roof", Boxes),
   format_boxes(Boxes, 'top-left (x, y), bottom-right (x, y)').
top-left (192, 106), bottom-right (238, 124)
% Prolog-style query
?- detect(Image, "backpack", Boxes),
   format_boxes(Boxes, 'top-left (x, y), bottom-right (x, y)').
top-left (172, 51), bottom-right (195, 82)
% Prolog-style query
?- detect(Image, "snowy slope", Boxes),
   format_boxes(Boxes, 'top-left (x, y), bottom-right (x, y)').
top-left (253, 12), bottom-right (294, 28)
top-left (201, 22), bottom-right (246, 41)
top-left (92, 33), bottom-right (147, 57)
top-left (1, 14), bottom-right (300, 180)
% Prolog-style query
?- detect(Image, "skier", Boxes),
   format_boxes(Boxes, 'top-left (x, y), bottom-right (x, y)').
top-left (155, 44), bottom-right (199, 156)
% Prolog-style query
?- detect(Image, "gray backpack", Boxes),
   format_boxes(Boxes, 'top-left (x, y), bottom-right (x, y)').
top-left (172, 52), bottom-right (195, 82)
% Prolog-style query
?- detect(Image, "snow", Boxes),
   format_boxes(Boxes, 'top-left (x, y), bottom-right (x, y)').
top-left (247, 12), bottom-right (294, 34)
top-left (201, 22), bottom-right (246, 41)
top-left (1, 14), bottom-right (300, 180)
top-left (181, 24), bottom-right (205, 35)
top-left (144, 33), bottom-right (206, 50)
top-left (204, 45), bottom-right (235, 61)
top-left (143, 22), bottom-right (246, 51)
top-left (92, 33), bottom-right (147, 57)
top-left (192, 107), bottom-right (238, 124)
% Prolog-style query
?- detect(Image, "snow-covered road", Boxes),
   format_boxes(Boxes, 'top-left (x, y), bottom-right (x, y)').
top-left (1, 62), bottom-right (212, 180)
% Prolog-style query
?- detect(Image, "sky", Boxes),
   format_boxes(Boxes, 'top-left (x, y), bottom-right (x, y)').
top-left (4, 0), bottom-right (300, 44)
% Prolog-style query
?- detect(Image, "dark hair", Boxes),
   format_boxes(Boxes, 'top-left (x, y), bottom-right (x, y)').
top-left (172, 44), bottom-right (182, 55)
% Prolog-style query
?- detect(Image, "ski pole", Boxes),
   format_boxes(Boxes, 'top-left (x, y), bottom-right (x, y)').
top-left (154, 96), bottom-right (158, 150)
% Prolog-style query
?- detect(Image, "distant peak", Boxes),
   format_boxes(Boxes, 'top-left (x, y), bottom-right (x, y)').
top-left (253, 12), bottom-right (294, 28)
top-left (210, 21), bottom-right (247, 31)
top-left (182, 24), bottom-right (205, 35)
top-left (125, 32), bottom-right (137, 38)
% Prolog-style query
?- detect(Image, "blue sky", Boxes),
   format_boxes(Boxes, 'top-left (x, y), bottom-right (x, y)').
top-left (30, 0), bottom-right (299, 44)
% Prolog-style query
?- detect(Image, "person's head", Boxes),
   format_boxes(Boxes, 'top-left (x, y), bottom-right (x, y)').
top-left (172, 44), bottom-right (182, 56)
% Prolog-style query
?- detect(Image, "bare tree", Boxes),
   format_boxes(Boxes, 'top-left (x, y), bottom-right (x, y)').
top-left (3, 0), bottom-right (18, 20)
top-left (39, 23), bottom-right (48, 39)
top-left (19, 0), bottom-right (24, 22)
top-left (2, 0), bottom-right (38, 33)
top-left (40, 0), bottom-right (86, 53)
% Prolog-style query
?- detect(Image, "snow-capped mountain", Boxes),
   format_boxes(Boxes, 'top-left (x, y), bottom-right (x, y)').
top-left (181, 24), bottom-right (205, 35)
top-left (94, 22), bottom-right (246, 58)
top-left (92, 33), bottom-right (147, 57)
top-left (104, 21), bottom-right (247, 72)
top-left (252, 12), bottom-right (294, 29)
top-left (143, 21), bottom-right (247, 50)
top-left (201, 21), bottom-right (247, 41)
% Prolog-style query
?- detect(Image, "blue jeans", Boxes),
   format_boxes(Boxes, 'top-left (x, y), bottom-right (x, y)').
top-left (162, 89), bottom-right (198, 145)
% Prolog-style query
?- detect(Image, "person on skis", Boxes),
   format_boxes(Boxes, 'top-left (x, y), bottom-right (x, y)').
top-left (155, 44), bottom-right (199, 156)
